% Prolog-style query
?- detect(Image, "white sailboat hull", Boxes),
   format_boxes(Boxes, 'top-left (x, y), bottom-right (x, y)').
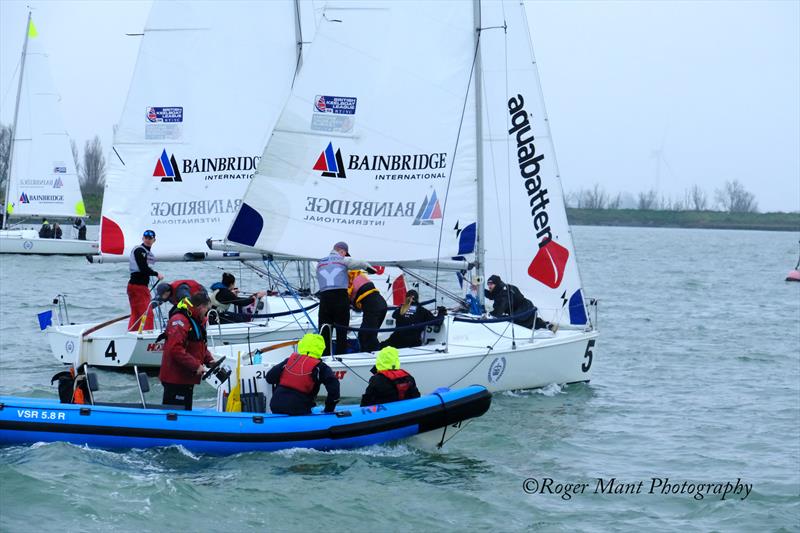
top-left (0, 230), bottom-right (98, 255)
top-left (46, 296), bottom-right (319, 369)
top-left (209, 317), bottom-right (598, 397)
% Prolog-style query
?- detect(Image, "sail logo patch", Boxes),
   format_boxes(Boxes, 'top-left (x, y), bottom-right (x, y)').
top-left (412, 190), bottom-right (442, 225)
top-left (146, 106), bottom-right (183, 123)
top-left (53, 165), bottom-right (67, 174)
top-left (313, 142), bottom-right (347, 178)
top-left (314, 95), bottom-right (357, 115)
top-left (18, 192), bottom-right (63, 203)
top-left (52, 177), bottom-right (63, 189)
top-left (153, 149), bottom-right (183, 182)
top-left (528, 239), bottom-right (569, 288)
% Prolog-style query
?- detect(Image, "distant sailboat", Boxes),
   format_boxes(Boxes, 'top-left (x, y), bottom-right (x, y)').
top-left (787, 241), bottom-right (800, 282)
top-left (0, 13), bottom-right (98, 255)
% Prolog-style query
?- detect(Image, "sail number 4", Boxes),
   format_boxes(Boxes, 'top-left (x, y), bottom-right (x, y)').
top-left (581, 340), bottom-right (595, 373)
top-left (105, 340), bottom-right (117, 361)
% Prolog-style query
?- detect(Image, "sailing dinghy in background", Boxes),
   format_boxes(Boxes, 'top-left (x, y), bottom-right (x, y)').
top-left (44, 0), bottom-right (321, 369)
top-left (211, 0), bottom-right (599, 395)
top-left (0, 13), bottom-right (97, 256)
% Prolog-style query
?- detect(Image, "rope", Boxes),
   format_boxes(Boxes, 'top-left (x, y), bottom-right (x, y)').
top-left (264, 258), bottom-right (318, 333)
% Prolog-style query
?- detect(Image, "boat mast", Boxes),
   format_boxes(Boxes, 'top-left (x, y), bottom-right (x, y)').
top-left (292, 0), bottom-right (304, 87)
top-left (473, 0), bottom-right (486, 307)
top-left (2, 11), bottom-right (32, 230)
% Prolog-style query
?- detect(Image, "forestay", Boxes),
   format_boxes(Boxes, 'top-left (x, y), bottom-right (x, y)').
top-left (5, 17), bottom-right (85, 220)
top-left (226, 0), bottom-right (478, 263)
top-left (99, 0), bottom-right (299, 259)
top-left (479, 1), bottom-right (588, 325)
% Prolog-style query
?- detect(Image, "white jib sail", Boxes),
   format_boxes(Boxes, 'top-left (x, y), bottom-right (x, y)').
top-left (6, 17), bottom-right (86, 220)
top-left (479, 0), bottom-right (588, 325)
top-left (99, 0), bottom-right (299, 259)
top-left (226, 0), bottom-right (478, 264)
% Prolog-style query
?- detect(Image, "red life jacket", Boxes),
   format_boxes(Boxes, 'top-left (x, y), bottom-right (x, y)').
top-left (278, 353), bottom-right (320, 394)
top-left (379, 369), bottom-right (413, 400)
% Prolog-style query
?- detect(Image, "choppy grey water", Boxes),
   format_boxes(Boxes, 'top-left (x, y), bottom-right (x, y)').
top-left (0, 226), bottom-right (798, 532)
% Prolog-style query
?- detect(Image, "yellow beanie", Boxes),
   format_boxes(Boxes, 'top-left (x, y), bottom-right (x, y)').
top-left (297, 333), bottom-right (325, 359)
top-left (375, 346), bottom-right (400, 371)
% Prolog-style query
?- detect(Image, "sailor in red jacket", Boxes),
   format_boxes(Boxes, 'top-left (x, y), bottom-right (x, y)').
top-left (159, 292), bottom-right (216, 410)
top-left (360, 346), bottom-right (421, 407)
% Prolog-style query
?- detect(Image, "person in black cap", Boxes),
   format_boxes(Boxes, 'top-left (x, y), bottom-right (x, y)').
top-left (316, 241), bottom-right (376, 356)
top-left (127, 229), bottom-right (164, 331)
top-left (380, 289), bottom-right (435, 349)
top-left (482, 274), bottom-right (556, 331)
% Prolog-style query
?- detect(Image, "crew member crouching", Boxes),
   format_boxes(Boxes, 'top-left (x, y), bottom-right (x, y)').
top-left (360, 346), bottom-right (420, 407)
top-left (266, 333), bottom-right (340, 415)
top-left (159, 292), bottom-right (216, 410)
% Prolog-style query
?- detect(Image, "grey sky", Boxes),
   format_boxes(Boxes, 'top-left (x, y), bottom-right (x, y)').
top-left (1, 0), bottom-right (798, 212)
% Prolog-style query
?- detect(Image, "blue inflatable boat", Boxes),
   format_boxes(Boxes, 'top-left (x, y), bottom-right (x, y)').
top-left (0, 386), bottom-right (491, 454)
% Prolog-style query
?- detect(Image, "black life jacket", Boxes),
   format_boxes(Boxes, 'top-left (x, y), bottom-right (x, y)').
top-left (156, 307), bottom-right (206, 344)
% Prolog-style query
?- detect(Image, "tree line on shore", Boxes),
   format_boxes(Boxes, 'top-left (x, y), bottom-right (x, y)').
top-left (0, 123), bottom-right (785, 219)
top-left (568, 182), bottom-right (760, 213)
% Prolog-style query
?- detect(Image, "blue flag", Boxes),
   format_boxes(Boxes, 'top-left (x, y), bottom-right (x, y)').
top-left (37, 310), bottom-right (53, 331)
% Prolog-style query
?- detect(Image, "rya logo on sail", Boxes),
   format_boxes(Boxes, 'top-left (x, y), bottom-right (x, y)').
top-left (313, 142), bottom-right (347, 178)
top-left (153, 149), bottom-right (182, 182)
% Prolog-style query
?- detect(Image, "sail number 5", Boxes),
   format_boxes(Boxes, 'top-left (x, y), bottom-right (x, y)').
top-left (581, 340), bottom-right (595, 372)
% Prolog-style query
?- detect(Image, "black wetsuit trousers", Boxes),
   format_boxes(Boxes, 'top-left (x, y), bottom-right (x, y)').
top-left (318, 289), bottom-right (350, 356)
top-left (358, 292), bottom-right (388, 352)
top-left (162, 382), bottom-right (194, 410)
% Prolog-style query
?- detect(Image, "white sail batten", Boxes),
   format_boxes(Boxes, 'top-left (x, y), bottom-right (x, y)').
top-left (226, 1), bottom-right (478, 263)
top-left (5, 17), bottom-right (86, 220)
top-left (99, 0), bottom-right (298, 259)
top-left (478, 0), bottom-right (588, 325)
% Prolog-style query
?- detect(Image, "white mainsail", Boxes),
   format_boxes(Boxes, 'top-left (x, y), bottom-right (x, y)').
top-left (227, 0), bottom-right (587, 324)
top-left (207, 0), bottom-right (600, 396)
top-left (225, 0), bottom-right (478, 263)
top-left (4, 15), bottom-right (86, 222)
top-left (479, 1), bottom-right (588, 325)
top-left (99, 0), bottom-right (299, 260)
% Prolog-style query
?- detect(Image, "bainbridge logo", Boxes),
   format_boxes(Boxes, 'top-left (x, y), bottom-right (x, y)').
top-left (53, 177), bottom-right (63, 189)
top-left (412, 190), bottom-right (442, 226)
top-left (153, 149), bottom-right (182, 182)
top-left (19, 192), bottom-right (30, 204)
top-left (313, 142), bottom-right (347, 178)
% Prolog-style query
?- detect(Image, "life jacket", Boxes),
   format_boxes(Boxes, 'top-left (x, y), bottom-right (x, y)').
top-left (208, 282), bottom-right (227, 311)
top-left (129, 243), bottom-right (155, 273)
top-left (316, 252), bottom-right (348, 292)
top-left (348, 270), bottom-right (379, 309)
top-left (169, 279), bottom-right (205, 304)
top-left (174, 307), bottom-right (207, 343)
top-left (379, 369), bottom-right (414, 400)
top-left (278, 353), bottom-right (320, 395)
